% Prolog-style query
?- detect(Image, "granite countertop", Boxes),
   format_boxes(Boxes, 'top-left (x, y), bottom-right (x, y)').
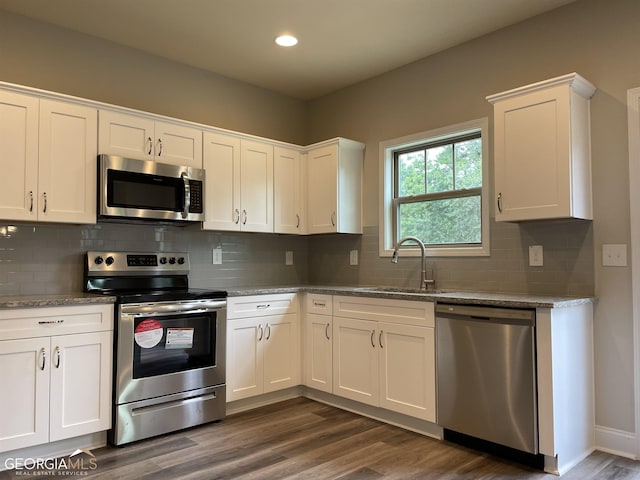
top-left (0, 286), bottom-right (594, 310)
top-left (0, 293), bottom-right (117, 309)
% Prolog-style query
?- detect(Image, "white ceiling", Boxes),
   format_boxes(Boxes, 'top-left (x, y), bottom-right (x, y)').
top-left (0, 0), bottom-right (576, 100)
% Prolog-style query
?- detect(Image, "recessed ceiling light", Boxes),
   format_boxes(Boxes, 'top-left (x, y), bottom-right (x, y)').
top-left (275, 35), bottom-right (298, 47)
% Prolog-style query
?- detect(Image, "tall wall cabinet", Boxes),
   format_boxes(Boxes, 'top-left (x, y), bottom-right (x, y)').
top-left (0, 90), bottom-right (97, 224)
top-left (487, 73), bottom-right (596, 222)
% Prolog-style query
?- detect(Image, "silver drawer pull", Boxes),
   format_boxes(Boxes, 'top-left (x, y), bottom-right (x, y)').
top-left (313, 301), bottom-right (326, 307)
top-left (38, 319), bottom-right (64, 325)
top-left (256, 304), bottom-right (270, 309)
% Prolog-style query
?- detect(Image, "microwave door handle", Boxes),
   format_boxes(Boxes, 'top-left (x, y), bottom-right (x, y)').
top-left (181, 173), bottom-right (190, 219)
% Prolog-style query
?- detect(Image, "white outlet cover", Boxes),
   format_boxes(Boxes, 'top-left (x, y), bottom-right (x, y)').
top-left (529, 245), bottom-right (543, 267)
top-left (212, 247), bottom-right (222, 265)
top-left (349, 250), bottom-right (358, 266)
top-left (602, 244), bottom-right (627, 267)
top-left (285, 251), bottom-right (294, 265)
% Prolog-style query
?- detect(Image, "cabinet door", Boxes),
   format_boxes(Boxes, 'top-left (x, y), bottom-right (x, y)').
top-left (378, 323), bottom-right (435, 422)
top-left (307, 145), bottom-right (338, 233)
top-left (274, 146), bottom-right (304, 234)
top-left (332, 316), bottom-right (378, 406)
top-left (240, 139), bottom-right (274, 232)
top-left (39, 99), bottom-right (97, 223)
top-left (98, 110), bottom-right (155, 160)
top-left (0, 91), bottom-right (39, 221)
top-left (262, 313), bottom-right (299, 393)
top-left (0, 337), bottom-right (50, 452)
top-left (494, 85), bottom-right (571, 221)
top-left (154, 120), bottom-right (202, 168)
top-left (304, 313), bottom-right (332, 393)
top-left (227, 317), bottom-right (263, 401)
top-left (49, 331), bottom-right (112, 442)
top-left (202, 131), bottom-right (241, 231)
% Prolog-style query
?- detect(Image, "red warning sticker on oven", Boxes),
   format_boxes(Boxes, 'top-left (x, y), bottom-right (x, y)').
top-left (134, 319), bottom-right (163, 349)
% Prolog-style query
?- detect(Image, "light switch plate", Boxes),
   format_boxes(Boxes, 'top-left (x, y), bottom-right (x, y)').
top-left (602, 244), bottom-right (627, 266)
top-left (285, 251), bottom-right (294, 265)
top-left (529, 245), bottom-right (543, 267)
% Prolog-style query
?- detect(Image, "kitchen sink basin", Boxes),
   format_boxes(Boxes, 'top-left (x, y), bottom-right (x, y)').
top-left (350, 286), bottom-right (441, 295)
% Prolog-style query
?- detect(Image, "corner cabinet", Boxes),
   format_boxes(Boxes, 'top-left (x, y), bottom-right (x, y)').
top-left (98, 109), bottom-right (203, 168)
top-left (487, 73), bottom-right (596, 222)
top-left (274, 146), bottom-right (306, 234)
top-left (202, 131), bottom-right (274, 233)
top-left (226, 294), bottom-right (299, 402)
top-left (0, 304), bottom-right (114, 453)
top-left (0, 90), bottom-right (97, 224)
top-left (306, 138), bottom-right (364, 234)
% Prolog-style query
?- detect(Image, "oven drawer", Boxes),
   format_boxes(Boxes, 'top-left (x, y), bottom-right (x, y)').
top-left (227, 293), bottom-right (298, 319)
top-left (0, 304), bottom-right (114, 340)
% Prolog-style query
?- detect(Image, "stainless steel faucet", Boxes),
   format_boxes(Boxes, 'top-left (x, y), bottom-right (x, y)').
top-left (391, 236), bottom-right (433, 290)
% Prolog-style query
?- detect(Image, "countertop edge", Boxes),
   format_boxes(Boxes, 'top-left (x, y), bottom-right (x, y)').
top-left (0, 294), bottom-right (117, 309)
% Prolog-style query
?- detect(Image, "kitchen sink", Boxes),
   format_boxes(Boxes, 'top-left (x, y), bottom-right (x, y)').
top-left (350, 286), bottom-right (441, 295)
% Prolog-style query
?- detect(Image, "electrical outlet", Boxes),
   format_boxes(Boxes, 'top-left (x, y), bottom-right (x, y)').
top-left (285, 251), bottom-right (294, 265)
top-left (529, 245), bottom-right (543, 267)
top-left (602, 244), bottom-right (627, 266)
top-left (212, 247), bottom-right (222, 265)
top-left (349, 250), bottom-right (358, 266)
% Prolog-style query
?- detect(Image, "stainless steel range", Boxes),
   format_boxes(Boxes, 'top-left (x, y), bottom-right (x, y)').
top-left (84, 251), bottom-right (227, 446)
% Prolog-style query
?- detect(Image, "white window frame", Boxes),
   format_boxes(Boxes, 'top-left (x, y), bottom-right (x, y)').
top-left (379, 117), bottom-right (490, 258)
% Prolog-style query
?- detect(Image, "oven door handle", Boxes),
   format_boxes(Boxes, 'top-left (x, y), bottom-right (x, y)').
top-left (121, 301), bottom-right (226, 317)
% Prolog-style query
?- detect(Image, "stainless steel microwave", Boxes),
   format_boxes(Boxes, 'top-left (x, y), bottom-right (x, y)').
top-left (98, 155), bottom-right (205, 223)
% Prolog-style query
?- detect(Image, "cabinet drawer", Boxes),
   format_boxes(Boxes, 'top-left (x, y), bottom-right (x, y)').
top-left (305, 294), bottom-right (332, 315)
top-left (228, 293), bottom-right (298, 319)
top-left (333, 295), bottom-right (434, 327)
top-left (0, 304), bottom-right (114, 341)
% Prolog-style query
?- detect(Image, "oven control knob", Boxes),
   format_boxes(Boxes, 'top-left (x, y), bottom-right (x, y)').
top-left (169, 257), bottom-right (176, 264)
top-left (178, 257), bottom-right (185, 265)
top-left (94, 256), bottom-right (104, 265)
top-left (159, 257), bottom-right (167, 264)
top-left (105, 256), bottom-right (115, 266)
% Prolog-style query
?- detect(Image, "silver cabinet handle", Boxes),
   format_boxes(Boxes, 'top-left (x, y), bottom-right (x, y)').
top-left (331, 211), bottom-right (336, 227)
top-left (296, 214), bottom-right (300, 229)
top-left (39, 348), bottom-right (46, 371)
top-left (38, 319), bottom-right (64, 325)
top-left (147, 136), bottom-right (153, 155)
top-left (29, 191), bottom-right (33, 212)
top-left (257, 324), bottom-right (264, 341)
top-left (265, 323), bottom-right (271, 340)
top-left (54, 346), bottom-right (61, 368)
top-left (325, 323), bottom-right (330, 340)
top-left (242, 209), bottom-right (247, 225)
top-left (256, 304), bottom-right (271, 309)
top-left (157, 138), bottom-right (163, 156)
top-left (234, 208), bottom-right (240, 224)
top-left (42, 192), bottom-right (47, 213)
top-left (379, 330), bottom-right (384, 349)
top-left (370, 330), bottom-right (375, 348)
top-left (497, 192), bottom-right (503, 213)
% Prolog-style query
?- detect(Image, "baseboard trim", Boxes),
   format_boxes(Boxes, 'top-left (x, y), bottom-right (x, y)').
top-left (595, 425), bottom-right (637, 459)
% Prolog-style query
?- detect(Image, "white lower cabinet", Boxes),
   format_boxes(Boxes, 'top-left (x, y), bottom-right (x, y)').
top-left (302, 294), bottom-right (436, 423)
top-left (227, 294), bottom-right (299, 402)
top-left (0, 304), bottom-right (113, 453)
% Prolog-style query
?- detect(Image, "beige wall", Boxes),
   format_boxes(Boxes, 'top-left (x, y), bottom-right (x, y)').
top-left (307, 0), bottom-right (639, 435)
top-left (0, 11), bottom-right (307, 144)
top-left (0, 0), bottom-right (638, 440)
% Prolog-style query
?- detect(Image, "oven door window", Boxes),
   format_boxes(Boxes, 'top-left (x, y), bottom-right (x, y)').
top-left (132, 313), bottom-right (215, 378)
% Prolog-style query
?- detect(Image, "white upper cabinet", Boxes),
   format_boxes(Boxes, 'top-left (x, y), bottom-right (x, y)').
top-left (307, 138), bottom-right (364, 234)
top-left (202, 131), bottom-right (273, 232)
top-left (487, 73), bottom-right (596, 222)
top-left (274, 146), bottom-right (306, 234)
top-left (0, 90), bottom-right (97, 224)
top-left (99, 110), bottom-right (203, 168)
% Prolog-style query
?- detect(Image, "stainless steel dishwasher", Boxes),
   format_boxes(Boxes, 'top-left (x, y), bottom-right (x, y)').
top-left (436, 303), bottom-right (538, 454)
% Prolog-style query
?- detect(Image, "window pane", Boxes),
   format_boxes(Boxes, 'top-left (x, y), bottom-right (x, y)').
top-left (426, 145), bottom-right (453, 193)
top-left (398, 195), bottom-right (482, 245)
top-left (454, 138), bottom-right (482, 190)
top-left (397, 151), bottom-right (425, 197)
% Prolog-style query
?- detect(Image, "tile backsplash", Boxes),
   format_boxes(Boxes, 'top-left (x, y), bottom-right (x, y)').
top-left (0, 219), bottom-right (593, 297)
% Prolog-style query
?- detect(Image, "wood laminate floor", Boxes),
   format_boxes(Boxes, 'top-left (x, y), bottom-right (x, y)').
top-left (2, 397), bottom-right (640, 479)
